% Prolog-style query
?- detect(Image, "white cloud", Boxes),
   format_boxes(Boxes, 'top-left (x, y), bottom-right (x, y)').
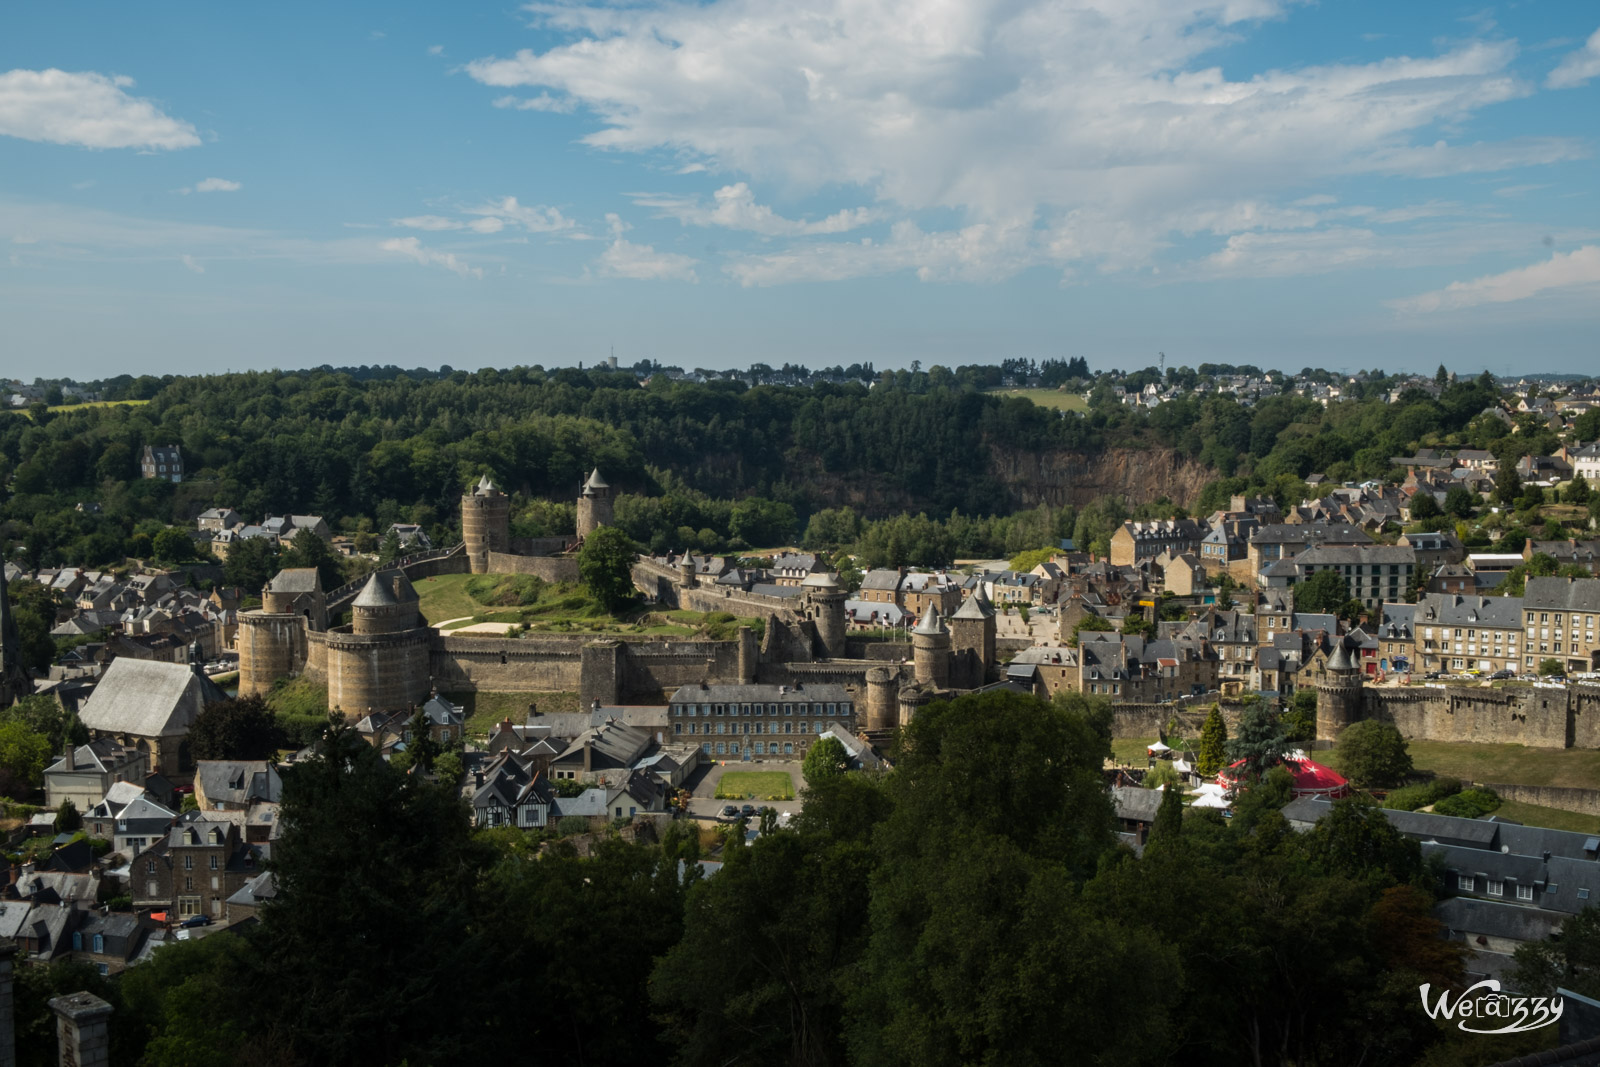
top-left (181, 254), bottom-right (204, 273)
top-left (465, 1), bottom-right (1571, 284)
top-left (194, 177), bottom-right (241, 193)
top-left (595, 216), bottom-right (698, 281)
top-left (428, 45), bottom-right (445, 56)
top-left (635, 182), bottom-right (878, 236)
top-left (492, 93), bottom-right (576, 113)
top-left (466, 196), bottom-right (574, 233)
top-left (0, 68), bottom-right (199, 150)
top-left (379, 236), bottom-right (484, 278)
top-left (394, 215), bottom-right (462, 231)
top-left (1547, 27), bottom-right (1600, 89)
top-left (394, 198), bottom-right (570, 236)
top-left (1388, 246), bottom-right (1600, 314)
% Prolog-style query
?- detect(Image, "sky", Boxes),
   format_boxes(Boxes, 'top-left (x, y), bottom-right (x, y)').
top-left (2, 0), bottom-right (1598, 379)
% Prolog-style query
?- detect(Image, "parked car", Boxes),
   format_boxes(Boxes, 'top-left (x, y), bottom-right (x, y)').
top-left (1490, 669), bottom-right (1515, 680)
top-left (1423, 671), bottom-right (1442, 680)
top-left (740, 804), bottom-right (757, 818)
top-left (180, 915), bottom-right (212, 928)
top-left (720, 805), bottom-right (737, 818)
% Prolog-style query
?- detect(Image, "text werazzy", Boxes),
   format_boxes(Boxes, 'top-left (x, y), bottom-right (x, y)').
top-left (1419, 981), bottom-right (1563, 1035)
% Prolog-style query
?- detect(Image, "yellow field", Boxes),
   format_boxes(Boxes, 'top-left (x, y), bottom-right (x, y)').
top-left (988, 387), bottom-right (1088, 412)
top-left (34, 399), bottom-right (152, 416)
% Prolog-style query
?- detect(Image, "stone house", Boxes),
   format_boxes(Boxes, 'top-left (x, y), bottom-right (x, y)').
top-left (1413, 594), bottom-right (1524, 675)
top-left (1247, 523), bottom-right (1374, 575)
top-left (667, 682), bottom-right (856, 762)
top-left (194, 760), bottom-right (283, 811)
top-left (1398, 531), bottom-right (1466, 573)
top-left (1109, 519), bottom-right (1205, 566)
top-left (1374, 603), bottom-right (1416, 674)
top-left (1155, 551), bottom-right (1205, 596)
top-left (141, 445), bottom-right (183, 483)
top-left (196, 508), bottom-right (243, 533)
top-left (78, 657), bottom-right (227, 776)
top-left (132, 817), bottom-right (264, 922)
top-left (43, 739), bottom-right (149, 810)
top-left (1521, 577), bottom-right (1600, 674)
top-left (1525, 539), bottom-right (1600, 576)
top-left (1292, 544), bottom-right (1417, 611)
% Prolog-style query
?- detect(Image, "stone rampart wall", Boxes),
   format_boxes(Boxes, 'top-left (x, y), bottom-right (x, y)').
top-left (1485, 784), bottom-right (1600, 817)
top-left (485, 552), bottom-right (580, 582)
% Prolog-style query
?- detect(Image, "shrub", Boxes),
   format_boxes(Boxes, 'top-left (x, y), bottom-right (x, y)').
top-left (555, 815), bottom-right (588, 836)
top-left (1433, 787), bottom-right (1500, 819)
top-left (1383, 777), bottom-right (1463, 812)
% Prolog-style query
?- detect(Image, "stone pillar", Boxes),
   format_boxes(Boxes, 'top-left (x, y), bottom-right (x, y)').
top-left (48, 992), bottom-right (113, 1067)
top-left (0, 943), bottom-right (14, 1067)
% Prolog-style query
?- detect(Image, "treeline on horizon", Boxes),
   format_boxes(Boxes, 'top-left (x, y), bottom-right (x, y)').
top-left (0, 360), bottom-right (1569, 572)
top-left (13, 690), bottom-right (1569, 1067)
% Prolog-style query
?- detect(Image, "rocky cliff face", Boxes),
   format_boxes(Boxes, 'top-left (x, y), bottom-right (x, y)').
top-left (781, 445), bottom-right (1213, 515)
top-left (988, 446), bottom-right (1213, 509)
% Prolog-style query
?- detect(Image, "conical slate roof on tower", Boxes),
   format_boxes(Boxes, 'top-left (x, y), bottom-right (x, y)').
top-left (583, 468), bottom-right (609, 492)
top-left (475, 474), bottom-right (498, 495)
top-left (1327, 639), bottom-right (1357, 672)
top-left (352, 572), bottom-right (398, 608)
top-left (801, 570), bottom-right (841, 589)
top-left (951, 589), bottom-right (994, 620)
top-left (913, 602), bottom-right (947, 636)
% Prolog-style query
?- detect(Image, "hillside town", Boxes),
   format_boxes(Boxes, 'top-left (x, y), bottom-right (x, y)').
top-left (3, 361), bottom-right (1600, 1066)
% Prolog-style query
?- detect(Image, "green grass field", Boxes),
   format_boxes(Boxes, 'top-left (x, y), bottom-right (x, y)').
top-left (988, 387), bottom-right (1088, 412)
top-left (1324, 739), bottom-right (1600, 790)
top-left (415, 572), bottom-right (763, 639)
top-left (1493, 800), bottom-right (1600, 834)
top-left (449, 690), bottom-right (580, 739)
top-left (716, 771), bottom-right (795, 800)
top-left (1111, 737), bottom-right (1160, 764)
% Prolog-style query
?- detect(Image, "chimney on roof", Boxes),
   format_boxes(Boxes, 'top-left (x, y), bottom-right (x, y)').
top-left (62, 741), bottom-right (74, 772)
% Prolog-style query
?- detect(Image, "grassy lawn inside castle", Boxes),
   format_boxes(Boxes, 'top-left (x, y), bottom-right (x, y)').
top-left (413, 572), bottom-right (764, 640)
top-left (1323, 739), bottom-right (1600, 791)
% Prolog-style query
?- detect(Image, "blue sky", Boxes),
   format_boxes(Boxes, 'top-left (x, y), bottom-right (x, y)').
top-left (2, 0), bottom-right (1598, 378)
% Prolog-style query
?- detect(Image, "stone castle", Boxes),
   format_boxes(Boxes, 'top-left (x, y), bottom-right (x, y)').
top-left (237, 470), bottom-right (1002, 732)
top-left (1315, 636), bottom-right (1600, 750)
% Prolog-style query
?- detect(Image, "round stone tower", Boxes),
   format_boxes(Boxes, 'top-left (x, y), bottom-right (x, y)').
top-left (912, 603), bottom-right (951, 688)
top-left (678, 554), bottom-right (697, 591)
top-left (461, 474), bottom-right (509, 574)
top-left (948, 589), bottom-right (996, 689)
top-left (576, 468), bottom-right (614, 539)
top-left (801, 570), bottom-right (848, 659)
top-left (351, 572), bottom-right (416, 635)
top-left (865, 666), bottom-right (899, 731)
top-left (898, 683), bottom-right (935, 726)
top-left (1316, 638), bottom-right (1364, 741)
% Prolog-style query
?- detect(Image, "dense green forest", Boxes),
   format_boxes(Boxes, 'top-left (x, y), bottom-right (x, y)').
top-left (0, 362), bottom-right (1560, 571)
top-left (14, 690), bottom-right (1562, 1067)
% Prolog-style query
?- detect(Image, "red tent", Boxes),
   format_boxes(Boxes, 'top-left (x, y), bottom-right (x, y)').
top-left (1218, 755), bottom-right (1351, 799)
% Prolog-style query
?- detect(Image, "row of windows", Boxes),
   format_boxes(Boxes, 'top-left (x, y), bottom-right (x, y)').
top-left (1459, 875), bottom-right (1536, 901)
top-left (1527, 613), bottom-right (1599, 627)
top-left (674, 702), bottom-right (851, 717)
top-left (700, 741), bottom-right (801, 755)
top-left (676, 720), bottom-right (831, 735)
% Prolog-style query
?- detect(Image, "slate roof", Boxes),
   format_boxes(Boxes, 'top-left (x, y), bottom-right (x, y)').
top-left (912, 603), bottom-right (946, 636)
top-left (1524, 576), bottom-right (1600, 613)
top-left (952, 590), bottom-right (994, 620)
top-left (266, 568), bottom-right (321, 594)
top-left (352, 572), bottom-right (398, 608)
top-left (79, 658), bottom-right (225, 739)
top-left (583, 468), bottom-right (609, 491)
top-left (668, 683), bottom-right (853, 705)
top-left (1415, 594), bottom-right (1524, 630)
top-left (1378, 603), bottom-right (1417, 641)
top-left (859, 569), bottom-right (903, 592)
top-left (1435, 896), bottom-right (1564, 944)
top-left (1112, 785), bottom-right (1166, 823)
top-left (44, 738), bottom-right (137, 776)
